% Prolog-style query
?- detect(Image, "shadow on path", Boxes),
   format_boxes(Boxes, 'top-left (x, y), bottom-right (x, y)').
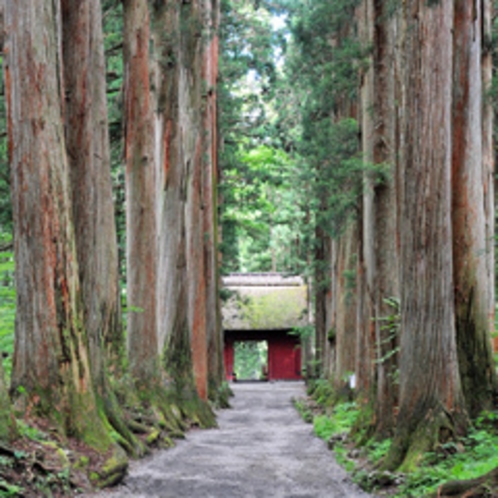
top-left (90, 382), bottom-right (372, 498)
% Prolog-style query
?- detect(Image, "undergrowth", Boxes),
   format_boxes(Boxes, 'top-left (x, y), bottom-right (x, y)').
top-left (299, 379), bottom-right (498, 497)
top-left (0, 241), bottom-right (15, 380)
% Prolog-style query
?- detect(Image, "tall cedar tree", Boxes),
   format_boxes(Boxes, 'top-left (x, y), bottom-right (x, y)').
top-left (452, 0), bottom-right (496, 418)
top-left (123, 0), bottom-right (160, 390)
top-left (385, 0), bottom-right (467, 470)
top-left (61, 0), bottom-right (139, 454)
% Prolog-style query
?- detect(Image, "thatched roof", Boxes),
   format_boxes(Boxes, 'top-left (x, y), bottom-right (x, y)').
top-left (222, 273), bottom-right (308, 331)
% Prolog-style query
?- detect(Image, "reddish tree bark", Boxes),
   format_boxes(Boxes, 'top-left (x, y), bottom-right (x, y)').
top-left (61, 0), bottom-right (140, 455)
top-left (452, 0), bottom-right (496, 418)
top-left (61, 0), bottom-right (122, 389)
top-left (6, 1), bottom-right (112, 449)
top-left (386, 0), bottom-right (467, 470)
top-left (152, 0), bottom-right (220, 409)
top-left (202, 0), bottom-right (226, 401)
top-left (123, 0), bottom-right (159, 389)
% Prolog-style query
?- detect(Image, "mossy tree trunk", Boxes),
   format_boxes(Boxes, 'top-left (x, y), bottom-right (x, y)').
top-left (61, 0), bottom-right (140, 455)
top-left (6, 1), bottom-right (113, 451)
top-left (451, 0), bottom-right (496, 418)
top-left (384, 0), bottom-right (467, 471)
top-left (62, 0), bottom-right (123, 380)
top-left (152, 0), bottom-right (219, 411)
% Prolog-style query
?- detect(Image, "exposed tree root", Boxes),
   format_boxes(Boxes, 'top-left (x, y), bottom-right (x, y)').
top-left (382, 404), bottom-right (467, 472)
top-left (434, 467), bottom-right (498, 497)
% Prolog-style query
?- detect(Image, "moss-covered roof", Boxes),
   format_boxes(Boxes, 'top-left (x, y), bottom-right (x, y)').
top-left (222, 274), bottom-right (308, 331)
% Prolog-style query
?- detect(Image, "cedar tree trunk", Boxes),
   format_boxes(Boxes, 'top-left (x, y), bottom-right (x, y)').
top-left (385, 0), bottom-right (467, 471)
top-left (452, 0), bottom-right (496, 417)
top-left (61, 0), bottom-right (122, 388)
top-left (6, 1), bottom-right (112, 450)
top-left (123, 0), bottom-right (159, 389)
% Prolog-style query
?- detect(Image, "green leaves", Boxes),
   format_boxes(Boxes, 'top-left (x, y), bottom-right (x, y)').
top-left (0, 244), bottom-right (15, 381)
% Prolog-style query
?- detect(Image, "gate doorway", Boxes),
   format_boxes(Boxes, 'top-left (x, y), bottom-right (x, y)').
top-left (224, 330), bottom-right (301, 382)
top-left (233, 340), bottom-right (268, 381)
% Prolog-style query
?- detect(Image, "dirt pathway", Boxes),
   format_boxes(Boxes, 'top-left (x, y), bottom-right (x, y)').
top-left (92, 382), bottom-right (371, 498)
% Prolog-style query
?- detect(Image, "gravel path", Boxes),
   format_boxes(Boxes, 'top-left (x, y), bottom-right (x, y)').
top-left (90, 382), bottom-right (371, 498)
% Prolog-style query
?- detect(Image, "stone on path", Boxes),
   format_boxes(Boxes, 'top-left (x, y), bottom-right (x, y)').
top-left (90, 382), bottom-right (372, 498)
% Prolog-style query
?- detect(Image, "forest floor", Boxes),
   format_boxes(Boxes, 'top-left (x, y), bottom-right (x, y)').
top-left (84, 381), bottom-right (372, 498)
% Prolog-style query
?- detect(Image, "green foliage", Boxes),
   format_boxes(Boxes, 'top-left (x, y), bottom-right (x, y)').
top-left (0, 480), bottom-right (23, 497)
top-left (374, 297), bottom-right (400, 367)
top-left (219, 1), bottom-right (304, 273)
top-left (0, 243), bottom-right (15, 381)
top-left (307, 378), bottom-right (335, 406)
top-left (234, 341), bottom-right (268, 380)
top-left (393, 416), bottom-right (498, 497)
top-left (313, 402), bottom-right (359, 440)
top-left (304, 378), bottom-right (498, 496)
top-left (293, 397), bottom-right (313, 423)
top-left (102, 1), bottom-right (126, 276)
top-left (17, 420), bottom-right (47, 442)
top-left (290, 324), bottom-right (314, 340)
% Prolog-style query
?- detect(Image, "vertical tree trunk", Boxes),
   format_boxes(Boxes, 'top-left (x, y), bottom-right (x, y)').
top-left (385, 0), bottom-right (467, 471)
top-left (314, 223), bottom-right (330, 378)
top-left (355, 0), bottom-right (375, 407)
top-left (123, 0), bottom-right (159, 389)
top-left (333, 222), bottom-right (358, 387)
top-left (202, 0), bottom-right (226, 401)
top-left (371, 0), bottom-right (400, 439)
top-left (61, 0), bottom-right (141, 455)
top-left (452, 0), bottom-right (496, 418)
top-left (481, 0), bottom-right (495, 352)
top-left (6, 1), bottom-right (112, 450)
top-left (181, 0), bottom-right (209, 401)
top-left (61, 0), bottom-right (122, 390)
top-left (152, 1), bottom-right (216, 421)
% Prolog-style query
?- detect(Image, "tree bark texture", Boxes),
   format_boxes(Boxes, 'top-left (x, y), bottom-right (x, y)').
top-left (151, 0), bottom-right (221, 403)
top-left (452, 0), bottom-right (496, 418)
top-left (365, 0), bottom-right (400, 438)
top-left (314, 222), bottom-right (331, 378)
top-left (333, 223), bottom-right (358, 387)
top-left (481, 0), bottom-right (495, 351)
top-left (6, 1), bottom-right (112, 449)
top-left (61, 0), bottom-right (122, 390)
top-left (123, 0), bottom-right (159, 389)
top-left (202, 0), bottom-right (226, 400)
top-left (390, 0), bottom-right (467, 470)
